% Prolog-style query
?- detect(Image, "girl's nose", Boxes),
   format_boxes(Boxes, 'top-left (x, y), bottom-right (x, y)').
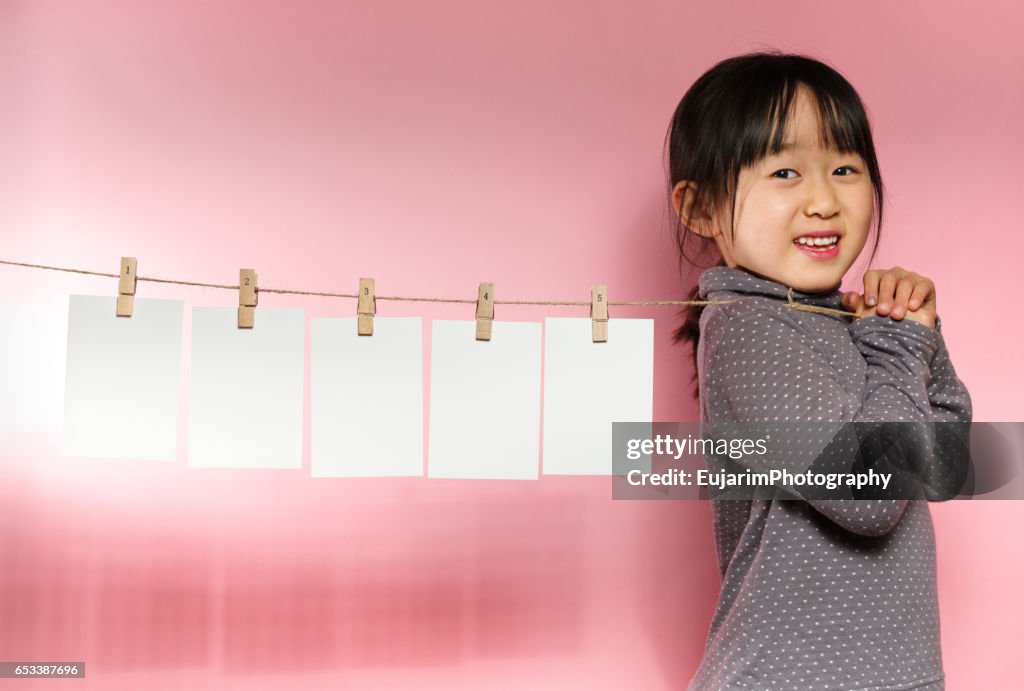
top-left (803, 179), bottom-right (840, 217)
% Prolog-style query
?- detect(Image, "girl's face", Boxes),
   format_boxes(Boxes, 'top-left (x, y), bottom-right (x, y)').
top-left (711, 87), bottom-right (874, 293)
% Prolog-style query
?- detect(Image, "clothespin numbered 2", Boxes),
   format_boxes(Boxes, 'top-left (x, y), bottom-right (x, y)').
top-left (116, 257), bottom-right (137, 317)
top-left (357, 277), bottom-right (376, 336)
top-left (476, 282), bottom-right (494, 341)
top-left (238, 268), bottom-right (257, 329)
top-left (591, 284), bottom-right (608, 343)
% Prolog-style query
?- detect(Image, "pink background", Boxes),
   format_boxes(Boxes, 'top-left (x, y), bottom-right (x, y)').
top-left (2, 1), bottom-right (1022, 688)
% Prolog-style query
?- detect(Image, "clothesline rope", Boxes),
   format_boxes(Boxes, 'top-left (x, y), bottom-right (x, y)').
top-left (0, 258), bottom-right (859, 318)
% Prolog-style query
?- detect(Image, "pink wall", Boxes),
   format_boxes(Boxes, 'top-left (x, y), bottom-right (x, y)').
top-left (2, 1), bottom-right (1021, 688)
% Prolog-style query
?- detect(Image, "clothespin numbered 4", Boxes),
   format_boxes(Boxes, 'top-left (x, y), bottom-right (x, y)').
top-left (116, 257), bottom-right (137, 317)
top-left (476, 282), bottom-right (494, 341)
top-left (591, 284), bottom-right (608, 343)
top-left (357, 277), bottom-right (376, 336)
top-left (238, 268), bottom-right (257, 329)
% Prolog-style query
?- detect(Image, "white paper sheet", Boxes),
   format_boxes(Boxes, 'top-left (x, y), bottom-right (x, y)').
top-left (428, 320), bottom-right (542, 480)
top-left (188, 307), bottom-right (304, 468)
top-left (62, 295), bottom-right (184, 461)
top-left (310, 317), bottom-right (423, 477)
top-left (542, 318), bottom-right (654, 475)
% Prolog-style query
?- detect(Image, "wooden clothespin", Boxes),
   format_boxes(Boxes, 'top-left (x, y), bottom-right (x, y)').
top-left (238, 268), bottom-right (257, 329)
top-left (357, 277), bottom-right (375, 336)
top-left (591, 284), bottom-right (608, 343)
top-left (476, 282), bottom-right (494, 341)
top-left (116, 257), bottom-right (137, 317)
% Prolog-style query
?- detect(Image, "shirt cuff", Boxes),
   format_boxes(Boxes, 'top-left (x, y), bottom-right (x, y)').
top-left (849, 314), bottom-right (943, 363)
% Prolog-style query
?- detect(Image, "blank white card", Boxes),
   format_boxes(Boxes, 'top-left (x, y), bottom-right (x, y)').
top-left (62, 295), bottom-right (184, 461)
top-left (543, 318), bottom-right (654, 475)
top-left (189, 307), bottom-right (304, 468)
top-left (310, 317), bottom-right (423, 477)
top-left (428, 320), bottom-right (542, 480)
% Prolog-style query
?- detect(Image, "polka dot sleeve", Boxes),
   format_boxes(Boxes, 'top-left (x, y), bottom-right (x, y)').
top-left (926, 315), bottom-right (974, 424)
top-left (853, 314), bottom-right (973, 500)
top-left (703, 306), bottom-right (953, 536)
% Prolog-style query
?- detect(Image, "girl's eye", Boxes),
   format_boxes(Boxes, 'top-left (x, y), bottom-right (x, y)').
top-left (834, 165), bottom-right (859, 176)
top-left (771, 169), bottom-right (797, 179)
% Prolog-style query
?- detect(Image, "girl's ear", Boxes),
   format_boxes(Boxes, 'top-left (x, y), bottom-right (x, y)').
top-left (672, 180), bottom-right (717, 238)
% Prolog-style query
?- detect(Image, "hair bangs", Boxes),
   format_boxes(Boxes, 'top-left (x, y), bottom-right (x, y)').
top-left (744, 78), bottom-right (873, 173)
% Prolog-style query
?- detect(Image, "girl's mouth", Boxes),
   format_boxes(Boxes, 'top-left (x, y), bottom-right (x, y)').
top-left (793, 236), bottom-right (840, 260)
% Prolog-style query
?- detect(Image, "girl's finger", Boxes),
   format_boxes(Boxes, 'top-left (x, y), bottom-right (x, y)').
top-left (907, 279), bottom-right (934, 311)
top-left (843, 292), bottom-right (860, 315)
top-left (876, 271), bottom-right (900, 314)
top-left (890, 277), bottom-right (917, 319)
top-left (862, 270), bottom-right (881, 307)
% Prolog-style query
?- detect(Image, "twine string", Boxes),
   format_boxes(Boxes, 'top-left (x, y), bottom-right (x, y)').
top-left (785, 285), bottom-right (859, 319)
top-left (0, 258), bottom-right (858, 318)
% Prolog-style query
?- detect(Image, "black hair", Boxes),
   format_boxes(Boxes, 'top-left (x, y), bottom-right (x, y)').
top-left (664, 50), bottom-right (885, 401)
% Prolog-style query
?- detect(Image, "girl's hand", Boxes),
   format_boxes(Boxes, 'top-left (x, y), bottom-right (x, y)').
top-left (840, 267), bottom-right (937, 330)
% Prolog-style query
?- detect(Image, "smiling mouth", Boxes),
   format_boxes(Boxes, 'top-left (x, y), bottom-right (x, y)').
top-left (793, 236), bottom-right (841, 259)
top-left (793, 235), bottom-right (840, 249)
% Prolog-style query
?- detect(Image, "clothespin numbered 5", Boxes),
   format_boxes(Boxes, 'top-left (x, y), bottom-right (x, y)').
top-left (238, 268), bottom-right (257, 329)
top-left (116, 257), bottom-right (137, 317)
top-left (357, 277), bottom-right (376, 336)
top-left (476, 282), bottom-right (494, 341)
top-left (591, 284), bottom-right (608, 343)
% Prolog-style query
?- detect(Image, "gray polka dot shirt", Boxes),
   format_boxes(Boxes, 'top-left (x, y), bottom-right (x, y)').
top-left (686, 267), bottom-right (973, 691)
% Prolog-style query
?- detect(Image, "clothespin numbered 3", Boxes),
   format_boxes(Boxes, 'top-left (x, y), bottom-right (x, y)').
top-left (238, 268), bottom-right (257, 329)
top-left (591, 284), bottom-right (608, 343)
top-left (116, 257), bottom-right (137, 317)
top-left (476, 282), bottom-right (494, 341)
top-left (357, 277), bottom-right (376, 336)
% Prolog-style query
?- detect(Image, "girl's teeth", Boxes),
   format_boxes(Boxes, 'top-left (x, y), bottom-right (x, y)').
top-left (796, 236), bottom-right (838, 247)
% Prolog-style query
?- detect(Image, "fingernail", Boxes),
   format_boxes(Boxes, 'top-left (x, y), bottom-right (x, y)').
top-left (909, 299), bottom-right (919, 309)
top-left (866, 297), bottom-right (876, 306)
top-left (893, 307), bottom-right (903, 317)
top-left (878, 302), bottom-right (888, 310)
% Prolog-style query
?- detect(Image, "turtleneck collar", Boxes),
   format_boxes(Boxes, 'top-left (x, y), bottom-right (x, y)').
top-left (698, 265), bottom-right (845, 311)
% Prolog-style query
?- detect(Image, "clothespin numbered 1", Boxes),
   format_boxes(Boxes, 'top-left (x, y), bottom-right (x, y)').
top-left (476, 282), bottom-right (494, 341)
top-left (116, 257), bottom-right (137, 317)
top-left (591, 284), bottom-right (608, 343)
top-left (238, 268), bottom-right (257, 329)
top-left (357, 277), bottom-right (376, 336)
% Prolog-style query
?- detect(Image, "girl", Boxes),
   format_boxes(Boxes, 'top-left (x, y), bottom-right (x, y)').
top-left (665, 52), bottom-right (972, 690)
